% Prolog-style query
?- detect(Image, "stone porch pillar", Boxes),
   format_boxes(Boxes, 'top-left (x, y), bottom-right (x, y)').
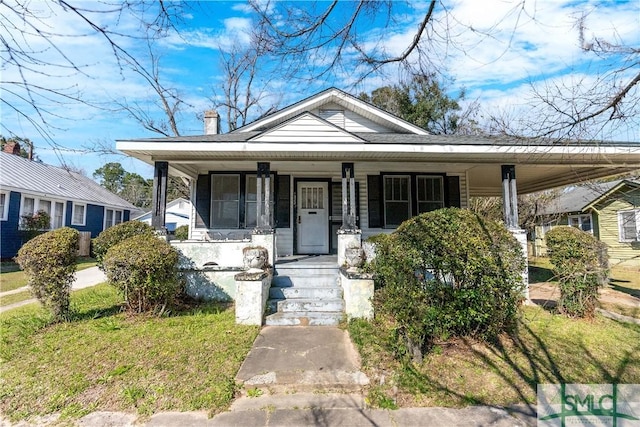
top-left (151, 161), bottom-right (169, 231)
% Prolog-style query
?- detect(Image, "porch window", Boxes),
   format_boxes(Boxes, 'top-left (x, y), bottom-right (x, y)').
top-left (0, 192), bottom-right (7, 221)
top-left (417, 176), bottom-right (444, 213)
top-left (384, 176), bottom-right (410, 227)
top-left (245, 175), bottom-right (274, 228)
top-left (104, 209), bottom-right (123, 229)
top-left (618, 210), bottom-right (640, 242)
top-left (72, 203), bottom-right (86, 226)
top-left (211, 174), bottom-right (240, 228)
top-left (568, 214), bottom-right (593, 233)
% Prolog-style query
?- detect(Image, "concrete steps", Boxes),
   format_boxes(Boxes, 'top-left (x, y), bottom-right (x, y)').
top-left (265, 257), bottom-right (343, 326)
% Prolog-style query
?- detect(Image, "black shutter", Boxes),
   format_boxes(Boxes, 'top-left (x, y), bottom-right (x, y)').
top-left (367, 175), bottom-right (382, 228)
top-left (446, 175), bottom-right (461, 208)
top-left (275, 175), bottom-right (290, 228)
top-left (195, 174), bottom-right (210, 228)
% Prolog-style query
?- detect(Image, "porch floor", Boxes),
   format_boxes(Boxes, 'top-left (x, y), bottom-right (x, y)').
top-left (275, 255), bottom-right (338, 266)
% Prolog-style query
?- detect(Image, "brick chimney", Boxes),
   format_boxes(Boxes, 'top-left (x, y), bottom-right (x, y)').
top-left (204, 110), bottom-right (220, 135)
top-left (3, 141), bottom-right (20, 155)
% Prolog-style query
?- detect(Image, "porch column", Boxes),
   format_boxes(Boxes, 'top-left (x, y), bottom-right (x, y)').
top-left (501, 165), bottom-right (529, 301)
top-left (151, 161), bottom-right (168, 230)
top-left (501, 165), bottom-right (519, 229)
top-left (256, 162), bottom-right (272, 231)
top-left (341, 162), bottom-right (356, 230)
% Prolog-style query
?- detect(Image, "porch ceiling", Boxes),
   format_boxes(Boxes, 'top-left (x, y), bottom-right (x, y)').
top-left (117, 141), bottom-right (640, 196)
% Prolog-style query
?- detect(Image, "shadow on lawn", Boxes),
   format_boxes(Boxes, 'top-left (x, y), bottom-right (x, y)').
top-left (528, 266), bottom-right (555, 283)
top-left (396, 319), bottom-right (640, 415)
top-left (608, 281), bottom-right (640, 298)
top-left (70, 296), bottom-right (232, 323)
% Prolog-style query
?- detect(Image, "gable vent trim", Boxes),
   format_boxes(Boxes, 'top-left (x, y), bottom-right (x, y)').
top-left (319, 109), bottom-right (345, 128)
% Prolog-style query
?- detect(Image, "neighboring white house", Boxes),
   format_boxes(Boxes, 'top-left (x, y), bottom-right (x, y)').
top-left (133, 197), bottom-right (191, 232)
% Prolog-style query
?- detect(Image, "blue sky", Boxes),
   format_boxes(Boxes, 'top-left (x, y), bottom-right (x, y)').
top-left (2, 0), bottom-right (638, 179)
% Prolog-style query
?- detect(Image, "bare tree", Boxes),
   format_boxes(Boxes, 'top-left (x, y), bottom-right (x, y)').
top-left (250, 0), bottom-right (441, 83)
top-left (1, 1), bottom-right (185, 146)
top-left (114, 40), bottom-right (189, 137)
top-left (533, 13), bottom-right (639, 140)
top-left (210, 40), bottom-right (280, 132)
top-left (251, 1), bottom-right (638, 140)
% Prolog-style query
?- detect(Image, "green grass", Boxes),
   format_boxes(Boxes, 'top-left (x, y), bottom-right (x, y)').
top-left (0, 284), bottom-right (259, 422)
top-left (0, 290), bottom-right (33, 307)
top-left (0, 258), bottom-right (97, 293)
top-left (349, 306), bottom-right (640, 409)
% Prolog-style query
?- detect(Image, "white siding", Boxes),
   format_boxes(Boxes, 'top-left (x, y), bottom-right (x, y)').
top-left (311, 103), bottom-right (395, 133)
top-left (251, 114), bottom-right (362, 143)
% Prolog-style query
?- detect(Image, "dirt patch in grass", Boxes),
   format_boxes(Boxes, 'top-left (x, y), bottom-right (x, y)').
top-left (529, 282), bottom-right (640, 319)
top-left (528, 259), bottom-right (640, 319)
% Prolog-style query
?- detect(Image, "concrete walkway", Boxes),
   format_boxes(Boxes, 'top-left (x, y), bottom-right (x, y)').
top-left (0, 266), bottom-right (106, 313)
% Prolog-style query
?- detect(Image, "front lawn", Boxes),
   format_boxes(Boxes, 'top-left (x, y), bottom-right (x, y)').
top-left (0, 284), bottom-right (259, 423)
top-left (349, 306), bottom-right (640, 409)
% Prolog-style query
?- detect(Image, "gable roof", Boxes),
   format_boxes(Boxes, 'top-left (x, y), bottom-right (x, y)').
top-left (0, 152), bottom-right (139, 210)
top-left (583, 179), bottom-right (640, 210)
top-left (248, 112), bottom-right (365, 143)
top-left (235, 87), bottom-right (429, 135)
top-left (541, 179), bottom-right (640, 214)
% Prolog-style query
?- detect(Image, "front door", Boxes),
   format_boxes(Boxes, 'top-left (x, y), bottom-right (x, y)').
top-left (296, 181), bottom-right (329, 254)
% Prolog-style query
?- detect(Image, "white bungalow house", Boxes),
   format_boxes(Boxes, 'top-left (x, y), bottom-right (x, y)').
top-left (116, 88), bottom-right (640, 325)
top-left (133, 197), bottom-right (191, 234)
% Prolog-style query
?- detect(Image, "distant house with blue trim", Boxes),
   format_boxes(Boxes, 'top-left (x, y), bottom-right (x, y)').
top-left (0, 149), bottom-right (142, 259)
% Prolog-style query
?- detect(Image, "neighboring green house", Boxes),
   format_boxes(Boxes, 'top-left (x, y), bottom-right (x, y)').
top-left (533, 179), bottom-right (640, 268)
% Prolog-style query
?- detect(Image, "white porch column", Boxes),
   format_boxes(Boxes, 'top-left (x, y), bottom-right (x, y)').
top-left (501, 165), bottom-right (529, 300)
top-left (501, 165), bottom-right (519, 228)
top-left (341, 162), bottom-right (357, 230)
top-left (256, 162), bottom-right (272, 231)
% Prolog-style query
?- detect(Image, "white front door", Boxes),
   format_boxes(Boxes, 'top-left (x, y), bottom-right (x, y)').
top-left (297, 181), bottom-right (329, 254)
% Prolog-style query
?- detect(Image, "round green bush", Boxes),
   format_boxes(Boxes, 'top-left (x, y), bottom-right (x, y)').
top-left (173, 225), bottom-right (189, 240)
top-left (15, 227), bottom-right (79, 321)
top-left (372, 208), bottom-right (525, 362)
top-left (93, 221), bottom-right (155, 268)
top-left (103, 234), bottom-right (180, 313)
top-left (546, 226), bottom-right (608, 318)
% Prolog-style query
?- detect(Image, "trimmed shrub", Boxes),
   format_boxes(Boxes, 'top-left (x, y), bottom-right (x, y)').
top-left (174, 225), bottom-right (189, 240)
top-left (546, 226), bottom-right (608, 318)
top-left (15, 227), bottom-right (79, 321)
top-left (103, 234), bottom-right (180, 313)
top-left (371, 208), bottom-right (525, 363)
top-left (93, 221), bottom-right (155, 268)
